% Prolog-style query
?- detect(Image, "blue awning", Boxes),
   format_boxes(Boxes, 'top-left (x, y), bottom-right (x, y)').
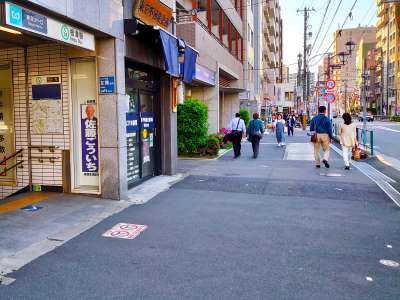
top-left (183, 46), bottom-right (198, 84)
top-left (159, 30), bottom-right (180, 77)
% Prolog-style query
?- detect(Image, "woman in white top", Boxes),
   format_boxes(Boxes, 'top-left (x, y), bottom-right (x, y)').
top-left (339, 113), bottom-right (357, 170)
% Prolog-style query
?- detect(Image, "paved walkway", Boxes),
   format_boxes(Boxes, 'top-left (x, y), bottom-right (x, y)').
top-left (1, 130), bottom-right (399, 299)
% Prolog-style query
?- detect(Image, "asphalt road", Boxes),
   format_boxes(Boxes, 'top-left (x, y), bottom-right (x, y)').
top-left (357, 121), bottom-right (400, 159)
top-left (1, 132), bottom-right (399, 299)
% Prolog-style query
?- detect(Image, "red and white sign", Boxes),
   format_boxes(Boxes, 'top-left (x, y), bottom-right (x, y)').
top-left (102, 223), bottom-right (147, 240)
top-left (325, 79), bottom-right (336, 90)
top-left (326, 93), bottom-right (336, 103)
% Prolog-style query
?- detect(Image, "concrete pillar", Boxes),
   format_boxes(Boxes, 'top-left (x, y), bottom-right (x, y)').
top-left (96, 37), bottom-right (127, 200)
top-left (160, 75), bottom-right (177, 175)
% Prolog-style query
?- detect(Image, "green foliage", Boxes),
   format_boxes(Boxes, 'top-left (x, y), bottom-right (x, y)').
top-left (391, 115), bottom-right (400, 122)
top-left (177, 99), bottom-right (208, 154)
top-left (206, 136), bottom-right (220, 156)
top-left (240, 107), bottom-right (250, 126)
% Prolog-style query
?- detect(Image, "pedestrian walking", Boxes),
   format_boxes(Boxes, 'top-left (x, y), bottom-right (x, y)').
top-left (310, 106), bottom-right (333, 168)
top-left (228, 113), bottom-right (246, 158)
top-left (273, 114), bottom-right (286, 147)
top-left (248, 112), bottom-right (264, 158)
top-left (339, 112), bottom-right (356, 170)
top-left (288, 113), bottom-right (296, 136)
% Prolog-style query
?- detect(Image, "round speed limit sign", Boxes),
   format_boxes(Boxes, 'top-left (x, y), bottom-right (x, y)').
top-left (325, 79), bottom-right (336, 90)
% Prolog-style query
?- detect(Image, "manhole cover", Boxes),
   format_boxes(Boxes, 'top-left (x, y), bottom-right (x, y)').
top-left (320, 173), bottom-right (344, 177)
top-left (379, 259), bottom-right (400, 268)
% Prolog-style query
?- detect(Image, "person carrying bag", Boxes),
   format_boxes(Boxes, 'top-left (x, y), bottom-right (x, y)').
top-left (228, 113), bottom-right (246, 158)
top-left (248, 112), bottom-right (264, 158)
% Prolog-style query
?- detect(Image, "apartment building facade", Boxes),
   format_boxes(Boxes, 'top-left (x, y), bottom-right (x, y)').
top-left (261, 0), bottom-right (283, 112)
top-left (332, 26), bottom-right (376, 115)
top-left (376, 1), bottom-right (400, 116)
top-left (176, 0), bottom-right (244, 132)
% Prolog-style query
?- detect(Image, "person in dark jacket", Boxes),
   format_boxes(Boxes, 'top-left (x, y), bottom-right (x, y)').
top-left (310, 106), bottom-right (333, 168)
top-left (248, 112), bottom-right (265, 158)
top-left (288, 113), bottom-right (296, 136)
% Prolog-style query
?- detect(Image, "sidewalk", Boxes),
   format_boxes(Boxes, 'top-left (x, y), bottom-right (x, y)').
top-left (1, 130), bottom-right (399, 299)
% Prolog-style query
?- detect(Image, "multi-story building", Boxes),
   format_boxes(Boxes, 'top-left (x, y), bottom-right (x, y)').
top-left (239, 0), bottom-right (264, 114)
top-left (356, 39), bottom-right (377, 113)
top-left (262, 0), bottom-right (283, 110)
top-left (0, 0), bottom-right (200, 200)
top-left (176, 0), bottom-right (244, 132)
top-left (332, 26), bottom-right (376, 115)
top-left (376, 0), bottom-right (400, 116)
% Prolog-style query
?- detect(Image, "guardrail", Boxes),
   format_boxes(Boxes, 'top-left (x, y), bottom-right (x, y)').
top-left (356, 127), bottom-right (374, 156)
top-left (332, 123), bottom-right (375, 157)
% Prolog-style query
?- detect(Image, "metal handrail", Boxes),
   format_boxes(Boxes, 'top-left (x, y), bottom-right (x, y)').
top-left (0, 160), bottom-right (24, 176)
top-left (0, 149), bottom-right (23, 166)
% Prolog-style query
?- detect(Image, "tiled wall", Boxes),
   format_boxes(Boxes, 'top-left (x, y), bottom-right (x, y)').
top-left (0, 44), bottom-right (70, 199)
top-left (28, 44), bottom-right (69, 187)
top-left (0, 48), bottom-right (29, 199)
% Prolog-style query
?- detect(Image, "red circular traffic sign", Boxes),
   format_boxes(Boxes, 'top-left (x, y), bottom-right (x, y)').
top-left (326, 93), bottom-right (336, 103)
top-left (325, 79), bottom-right (336, 90)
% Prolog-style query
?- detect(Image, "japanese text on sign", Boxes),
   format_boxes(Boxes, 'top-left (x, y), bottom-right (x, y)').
top-left (81, 102), bottom-right (99, 175)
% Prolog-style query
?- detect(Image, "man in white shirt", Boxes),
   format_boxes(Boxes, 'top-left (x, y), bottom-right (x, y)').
top-left (228, 113), bottom-right (246, 158)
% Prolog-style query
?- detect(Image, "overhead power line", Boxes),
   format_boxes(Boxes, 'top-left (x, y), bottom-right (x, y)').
top-left (312, 0), bottom-right (344, 57)
top-left (309, 0), bottom-right (361, 67)
top-left (310, 0), bottom-right (333, 54)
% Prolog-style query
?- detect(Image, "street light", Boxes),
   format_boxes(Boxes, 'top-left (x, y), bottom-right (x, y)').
top-left (345, 40), bottom-right (356, 54)
top-left (337, 51), bottom-right (349, 65)
top-left (324, 39), bottom-right (356, 117)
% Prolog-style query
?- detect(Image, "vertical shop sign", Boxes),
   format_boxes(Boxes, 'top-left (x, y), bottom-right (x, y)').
top-left (141, 112), bottom-right (154, 164)
top-left (126, 112), bottom-right (140, 183)
top-left (81, 101), bottom-right (99, 175)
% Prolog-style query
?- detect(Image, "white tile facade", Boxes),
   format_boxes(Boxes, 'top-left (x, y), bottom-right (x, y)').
top-left (0, 44), bottom-right (70, 199)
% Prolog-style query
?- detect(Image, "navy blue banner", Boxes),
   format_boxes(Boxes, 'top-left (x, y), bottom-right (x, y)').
top-left (140, 112), bottom-right (154, 130)
top-left (126, 112), bottom-right (139, 133)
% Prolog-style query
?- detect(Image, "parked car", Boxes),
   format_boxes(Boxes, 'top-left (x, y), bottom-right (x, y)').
top-left (358, 112), bottom-right (374, 122)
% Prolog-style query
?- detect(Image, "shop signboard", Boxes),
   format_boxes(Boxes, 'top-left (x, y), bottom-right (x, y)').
top-left (31, 75), bottom-right (63, 134)
top-left (141, 112), bottom-right (154, 164)
top-left (132, 0), bottom-right (172, 30)
top-left (81, 101), bottom-right (99, 175)
top-left (5, 2), bottom-right (95, 51)
top-left (194, 64), bottom-right (216, 86)
top-left (99, 76), bottom-right (115, 94)
top-left (126, 112), bottom-right (140, 183)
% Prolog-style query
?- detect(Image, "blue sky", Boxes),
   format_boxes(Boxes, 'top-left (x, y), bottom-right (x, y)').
top-left (280, 0), bottom-right (377, 74)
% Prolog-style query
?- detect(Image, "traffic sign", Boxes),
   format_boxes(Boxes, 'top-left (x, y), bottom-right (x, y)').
top-left (326, 93), bottom-right (336, 103)
top-left (325, 79), bottom-right (336, 90)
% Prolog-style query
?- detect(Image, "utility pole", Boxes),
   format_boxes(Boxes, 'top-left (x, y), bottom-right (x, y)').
top-left (344, 80), bottom-right (348, 113)
top-left (297, 7), bottom-right (315, 119)
top-left (296, 53), bottom-right (302, 114)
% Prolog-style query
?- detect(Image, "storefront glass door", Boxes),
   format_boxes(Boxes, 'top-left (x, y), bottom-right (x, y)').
top-left (126, 66), bottom-right (159, 188)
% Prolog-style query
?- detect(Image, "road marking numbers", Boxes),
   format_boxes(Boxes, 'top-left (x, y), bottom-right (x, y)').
top-left (102, 223), bottom-right (147, 240)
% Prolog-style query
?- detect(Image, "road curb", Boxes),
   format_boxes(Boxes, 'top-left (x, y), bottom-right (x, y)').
top-left (331, 144), bottom-right (400, 208)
